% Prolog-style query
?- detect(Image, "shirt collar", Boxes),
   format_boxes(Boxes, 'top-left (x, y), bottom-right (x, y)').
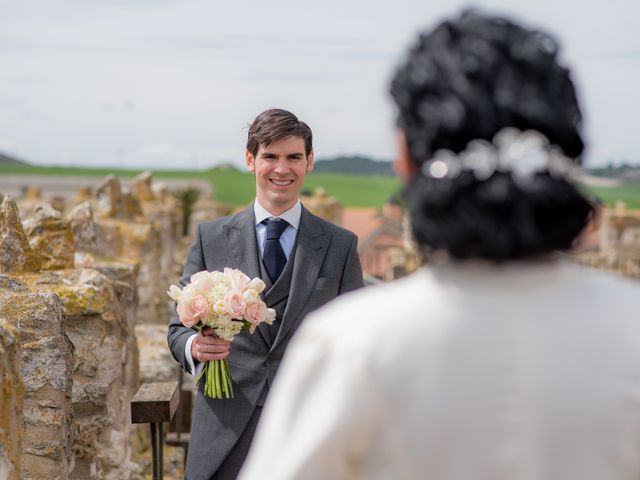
top-left (253, 199), bottom-right (301, 230)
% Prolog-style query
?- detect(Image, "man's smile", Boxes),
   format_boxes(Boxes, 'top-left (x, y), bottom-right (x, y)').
top-left (269, 178), bottom-right (294, 187)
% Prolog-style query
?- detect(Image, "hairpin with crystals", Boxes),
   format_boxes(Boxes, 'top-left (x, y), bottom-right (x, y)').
top-left (421, 128), bottom-right (577, 184)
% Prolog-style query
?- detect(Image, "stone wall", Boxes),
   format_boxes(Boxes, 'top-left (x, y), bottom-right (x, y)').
top-left (12, 172), bottom-right (187, 326)
top-left (19, 269), bottom-right (136, 479)
top-left (0, 283), bottom-right (24, 480)
top-left (0, 280), bottom-right (74, 479)
top-left (0, 172), bottom-right (218, 478)
top-left (0, 194), bottom-right (144, 479)
top-left (0, 191), bottom-right (146, 479)
top-left (91, 174), bottom-right (183, 325)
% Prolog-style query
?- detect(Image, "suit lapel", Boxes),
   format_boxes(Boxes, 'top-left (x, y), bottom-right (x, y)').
top-left (271, 206), bottom-right (330, 351)
top-left (227, 205), bottom-right (261, 281)
top-left (227, 205), bottom-right (271, 346)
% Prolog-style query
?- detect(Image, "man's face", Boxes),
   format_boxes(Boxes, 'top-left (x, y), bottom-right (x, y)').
top-left (246, 135), bottom-right (314, 215)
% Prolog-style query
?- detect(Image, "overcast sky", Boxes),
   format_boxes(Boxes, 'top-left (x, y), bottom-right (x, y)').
top-left (1, 0), bottom-right (638, 169)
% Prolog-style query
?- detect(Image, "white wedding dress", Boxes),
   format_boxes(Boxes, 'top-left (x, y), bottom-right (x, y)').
top-left (241, 260), bottom-right (640, 480)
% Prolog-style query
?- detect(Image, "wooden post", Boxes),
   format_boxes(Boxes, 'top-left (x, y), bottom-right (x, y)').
top-left (131, 381), bottom-right (179, 480)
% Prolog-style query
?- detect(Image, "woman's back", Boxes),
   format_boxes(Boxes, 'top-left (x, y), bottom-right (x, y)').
top-left (261, 262), bottom-right (640, 479)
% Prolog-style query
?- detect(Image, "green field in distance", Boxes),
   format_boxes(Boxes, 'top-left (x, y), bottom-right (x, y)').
top-left (1, 164), bottom-right (637, 209)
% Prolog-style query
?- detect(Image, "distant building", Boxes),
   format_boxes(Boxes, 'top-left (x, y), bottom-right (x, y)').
top-left (342, 201), bottom-right (419, 282)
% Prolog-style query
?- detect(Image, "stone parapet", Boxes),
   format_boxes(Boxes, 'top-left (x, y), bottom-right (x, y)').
top-left (22, 203), bottom-right (75, 271)
top-left (91, 174), bottom-right (184, 325)
top-left (0, 172), bottom-right (222, 477)
top-left (0, 196), bottom-right (41, 274)
top-left (0, 290), bottom-right (24, 480)
top-left (0, 279), bottom-right (74, 480)
top-left (15, 268), bottom-right (136, 479)
top-left (0, 195), bottom-right (142, 479)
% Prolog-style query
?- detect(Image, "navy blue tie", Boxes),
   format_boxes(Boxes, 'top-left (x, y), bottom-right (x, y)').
top-left (263, 218), bottom-right (289, 284)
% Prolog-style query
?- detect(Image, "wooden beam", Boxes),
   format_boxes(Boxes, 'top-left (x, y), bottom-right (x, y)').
top-left (131, 381), bottom-right (179, 424)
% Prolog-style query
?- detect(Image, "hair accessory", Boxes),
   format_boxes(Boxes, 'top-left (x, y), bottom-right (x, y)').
top-left (421, 128), bottom-right (577, 183)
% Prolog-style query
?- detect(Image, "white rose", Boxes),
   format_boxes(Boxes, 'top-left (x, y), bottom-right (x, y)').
top-left (243, 289), bottom-right (259, 303)
top-left (265, 308), bottom-right (276, 325)
top-left (248, 277), bottom-right (266, 294)
top-left (166, 285), bottom-right (182, 301)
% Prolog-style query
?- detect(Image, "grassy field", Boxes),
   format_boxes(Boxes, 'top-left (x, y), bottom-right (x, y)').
top-left (206, 169), bottom-right (401, 207)
top-left (0, 164), bottom-right (401, 208)
top-left (580, 183), bottom-right (640, 210)
top-left (1, 163), bottom-right (637, 209)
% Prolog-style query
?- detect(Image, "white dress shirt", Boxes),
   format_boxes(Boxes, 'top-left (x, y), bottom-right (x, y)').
top-left (241, 261), bottom-right (640, 480)
top-left (184, 199), bottom-right (302, 375)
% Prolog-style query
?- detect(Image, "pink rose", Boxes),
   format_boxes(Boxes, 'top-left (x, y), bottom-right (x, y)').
top-left (225, 290), bottom-right (246, 319)
top-left (177, 294), bottom-right (210, 327)
top-left (191, 295), bottom-right (211, 319)
top-left (243, 301), bottom-right (267, 326)
top-left (176, 302), bottom-right (197, 327)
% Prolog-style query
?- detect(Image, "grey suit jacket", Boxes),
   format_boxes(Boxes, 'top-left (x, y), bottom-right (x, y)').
top-left (167, 203), bottom-right (364, 479)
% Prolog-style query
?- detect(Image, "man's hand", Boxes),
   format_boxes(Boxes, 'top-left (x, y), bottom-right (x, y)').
top-left (191, 327), bottom-right (231, 363)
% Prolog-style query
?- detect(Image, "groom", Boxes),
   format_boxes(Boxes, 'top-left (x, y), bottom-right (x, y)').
top-left (167, 108), bottom-right (364, 479)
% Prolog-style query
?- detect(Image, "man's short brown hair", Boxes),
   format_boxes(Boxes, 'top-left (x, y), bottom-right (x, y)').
top-left (247, 109), bottom-right (313, 157)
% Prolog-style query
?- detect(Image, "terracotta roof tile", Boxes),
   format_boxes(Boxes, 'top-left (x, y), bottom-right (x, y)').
top-left (341, 208), bottom-right (383, 242)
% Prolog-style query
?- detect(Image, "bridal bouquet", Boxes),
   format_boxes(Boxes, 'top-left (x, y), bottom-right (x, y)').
top-left (167, 268), bottom-right (275, 399)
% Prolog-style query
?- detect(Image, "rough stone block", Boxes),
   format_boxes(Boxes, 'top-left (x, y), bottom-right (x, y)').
top-left (1, 288), bottom-right (74, 480)
top-left (19, 336), bottom-right (74, 393)
top-left (0, 196), bottom-right (41, 273)
top-left (67, 201), bottom-right (98, 254)
top-left (23, 202), bottom-right (75, 270)
top-left (0, 317), bottom-right (23, 480)
top-left (0, 290), bottom-right (63, 343)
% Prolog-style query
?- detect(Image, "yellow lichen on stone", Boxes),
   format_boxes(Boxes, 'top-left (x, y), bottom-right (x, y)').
top-left (16, 272), bottom-right (108, 317)
top-left (49, 284), bottom-right (108, 317)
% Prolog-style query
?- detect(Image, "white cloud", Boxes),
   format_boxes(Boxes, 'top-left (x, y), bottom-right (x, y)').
top-left (1, 0), bottom-right (638, 168)
top-left (0, 138), bottom-right (17, 153)
top-left (125, 143), bottom-right (191, 169)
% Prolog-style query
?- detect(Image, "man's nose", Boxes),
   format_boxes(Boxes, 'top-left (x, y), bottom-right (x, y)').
top-left (272, 159), bottom-right (289, 174)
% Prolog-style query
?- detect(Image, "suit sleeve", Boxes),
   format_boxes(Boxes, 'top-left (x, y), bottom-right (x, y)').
top-left (167, 223), bottom-right (206, 373)
top-left (338, 234), bottom-right (364, 295)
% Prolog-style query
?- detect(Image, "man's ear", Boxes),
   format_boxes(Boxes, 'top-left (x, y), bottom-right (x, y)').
top-left (246, 149), bottom-right (256, 173)
top-left (306, 151), bottom-right (315, 173)
top-left (394, 129), bottom-right (416, 181)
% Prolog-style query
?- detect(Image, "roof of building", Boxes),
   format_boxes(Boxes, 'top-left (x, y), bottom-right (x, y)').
top-left (341, 207), bottom-right (382, 242)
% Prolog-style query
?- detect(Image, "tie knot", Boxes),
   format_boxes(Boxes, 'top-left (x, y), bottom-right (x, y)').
top-left (264, 218), bottom-right (289, 240)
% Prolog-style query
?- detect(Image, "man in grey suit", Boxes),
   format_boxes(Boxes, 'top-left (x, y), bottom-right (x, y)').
top-left (167, 108), bottom-right (364, 479)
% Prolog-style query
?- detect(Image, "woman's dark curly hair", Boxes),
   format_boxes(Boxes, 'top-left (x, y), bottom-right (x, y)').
top-left (390, 10), bottom-right (593, 261)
